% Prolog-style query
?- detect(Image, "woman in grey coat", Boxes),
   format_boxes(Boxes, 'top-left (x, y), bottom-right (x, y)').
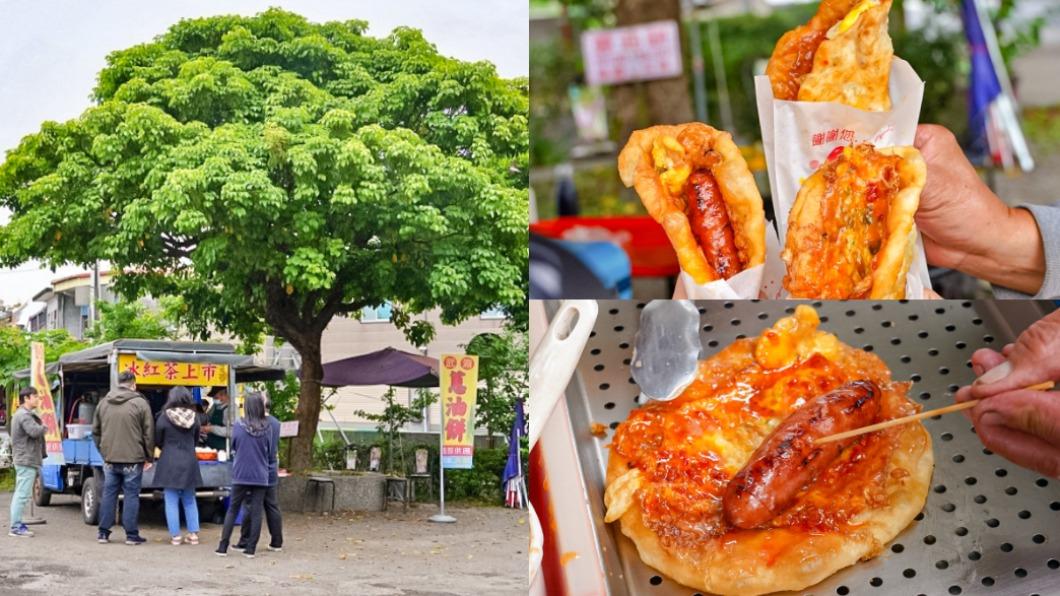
top-left (153, 387), bottom-right (203, 545)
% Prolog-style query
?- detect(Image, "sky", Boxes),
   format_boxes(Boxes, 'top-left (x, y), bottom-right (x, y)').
top-left (0, 0), bottom-right (528, 306)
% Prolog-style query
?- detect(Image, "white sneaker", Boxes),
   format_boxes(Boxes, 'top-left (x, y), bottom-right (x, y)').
top-left (267, 545), bottom-right (283, 552)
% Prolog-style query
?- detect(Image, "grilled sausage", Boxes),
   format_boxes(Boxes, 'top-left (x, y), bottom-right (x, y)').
top-left (723, 380), bottom-right (881, 529)
top-left (686, 170), bottom-right (742, 278)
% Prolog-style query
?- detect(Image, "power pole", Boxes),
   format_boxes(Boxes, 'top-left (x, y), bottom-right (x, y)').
top-left (90, 262), bottom-right (101, 325)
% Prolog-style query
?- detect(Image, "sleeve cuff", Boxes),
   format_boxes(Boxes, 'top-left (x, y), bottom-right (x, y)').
top-left (993, 205), bottom-right (1060, 299)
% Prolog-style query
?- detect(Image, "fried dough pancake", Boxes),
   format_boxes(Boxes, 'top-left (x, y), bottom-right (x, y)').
top-left (618, 123), bottom-right (766, 283)
top-left (782, 144), bottom-right (925, 299)
top-left (604, 306), bottom-right (933, 595)
top-left (767, 0), bottom-right (894, 111)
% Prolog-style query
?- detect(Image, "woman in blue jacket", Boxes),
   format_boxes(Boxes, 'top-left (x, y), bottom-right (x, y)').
top-left (215, 392), bottom-right (273, 558)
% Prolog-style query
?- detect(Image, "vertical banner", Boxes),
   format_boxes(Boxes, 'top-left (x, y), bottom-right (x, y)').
top-left (30, 342), bottom-right (64, 464)
top-left (439, 353), bottom-right (479, 469)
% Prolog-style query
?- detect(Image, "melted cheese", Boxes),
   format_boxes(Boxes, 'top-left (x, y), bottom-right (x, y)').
top-left (827, 0), bottom-right (881, 39)
top-left (652, 136), bottom-right (692, 195)
top-left (754, 304), bottom-right (821, 369)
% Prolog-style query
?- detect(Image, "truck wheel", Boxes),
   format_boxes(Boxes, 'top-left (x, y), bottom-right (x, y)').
top-left (32, 474), bottom-right (52, 506)
top-left (81, 476), bottom-right (102, 525)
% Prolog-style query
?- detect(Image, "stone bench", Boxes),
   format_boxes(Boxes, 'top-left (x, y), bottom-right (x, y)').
top-left (277, 472), bottom-right (388, 513)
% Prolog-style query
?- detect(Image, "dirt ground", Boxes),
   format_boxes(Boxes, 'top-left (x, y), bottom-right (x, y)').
top-left (0, 491), bottom-right (527, 596)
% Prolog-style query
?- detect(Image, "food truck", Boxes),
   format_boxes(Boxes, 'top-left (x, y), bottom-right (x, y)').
top-left (12, 339), bottom-right (284, 524)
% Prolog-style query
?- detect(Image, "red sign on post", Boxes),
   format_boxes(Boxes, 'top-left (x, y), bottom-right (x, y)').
top-left (581, 20), bottom-right (683, 86)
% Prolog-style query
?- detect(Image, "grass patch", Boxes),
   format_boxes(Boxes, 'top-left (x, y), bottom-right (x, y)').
top-left (0, 468), bottom-right (14, 492)
top-left (1025, 105), bottom-right (1060, 151)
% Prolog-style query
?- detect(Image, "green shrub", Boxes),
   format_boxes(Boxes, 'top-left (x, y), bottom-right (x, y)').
top-left (310, 436), bottom-right (350, 471)
top-left (304, 432), bottom-right (523, 505)
top-left (444, 447), bottom-right (510, 503)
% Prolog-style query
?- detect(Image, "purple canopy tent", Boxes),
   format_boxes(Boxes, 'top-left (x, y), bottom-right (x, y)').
top-left (321, 347), bottom-right (439, 388)
top-left (315, 347), bottom-right (439, 472)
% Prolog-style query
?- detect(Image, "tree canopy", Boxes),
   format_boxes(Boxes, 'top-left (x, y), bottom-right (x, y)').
top-left (466, 325), bottom-right (528, 447)
top-left (85, 299), bottom-right (175, 343)
top-left (0, 9), bottom-right (528, 470)
top-left (0, 327), bottom-right (86, 391)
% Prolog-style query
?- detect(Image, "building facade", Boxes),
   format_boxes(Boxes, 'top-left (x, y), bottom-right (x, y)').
top-left (318, 305), bottom-right (508, 433)
top-left (26, 270), bottom-right (115, 338)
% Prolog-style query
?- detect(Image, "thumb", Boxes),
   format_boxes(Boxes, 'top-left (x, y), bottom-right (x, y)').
top-left (973, 310), bottom-right (1060, 399)
top-left (971, 357), bottom-right (1051, 399)
top-left (969, 348), bottom-right (1006, 379)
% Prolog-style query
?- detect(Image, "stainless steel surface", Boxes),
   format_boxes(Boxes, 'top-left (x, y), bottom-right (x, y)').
top-left (557, 300), bottom-right (1060, 596)
top-left (631, 300), bottom-right (702, 401)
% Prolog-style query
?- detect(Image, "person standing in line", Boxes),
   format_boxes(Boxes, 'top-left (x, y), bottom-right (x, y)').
top-left (234, 393), bottom-right (283, 553)
top-left (216, 392), bottom-right (273, 558)
top-left (153, 386), bottom-right (203, 546)
top-left (9, 387), bottom-right (46, 537)
top-left (92, 371), bottom-right (154, 545)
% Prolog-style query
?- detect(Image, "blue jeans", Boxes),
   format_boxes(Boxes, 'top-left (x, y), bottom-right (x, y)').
top-left (9, 465), bottom-right (36, 528)
top-left (98, 462), bottom-right (143, 537)
top-left (163, 488), bottom-right (200, 537)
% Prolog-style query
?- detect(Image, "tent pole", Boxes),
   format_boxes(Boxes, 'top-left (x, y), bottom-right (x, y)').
top-left (322, 390), bottom-right (351, 447)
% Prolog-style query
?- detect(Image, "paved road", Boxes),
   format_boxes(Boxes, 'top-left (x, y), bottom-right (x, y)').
top-left (0, 492), bottom-right (527, 596)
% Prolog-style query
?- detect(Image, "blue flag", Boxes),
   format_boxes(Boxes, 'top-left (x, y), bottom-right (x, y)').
top-left (502, 400), bottom-right (525, 485)
top-left (961, 0), bottom-right (1002, 163)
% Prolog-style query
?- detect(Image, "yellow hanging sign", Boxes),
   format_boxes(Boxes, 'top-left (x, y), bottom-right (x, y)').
top-left (117, 354), bottom-right (229, 387)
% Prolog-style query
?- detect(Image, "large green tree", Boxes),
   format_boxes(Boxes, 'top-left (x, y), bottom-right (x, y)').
top-left (0, 9), bottom-right (528, 471)
top-left (466, 325), bottom-right (528, 448)
top-left (85, 299), bottom-right (175, 343)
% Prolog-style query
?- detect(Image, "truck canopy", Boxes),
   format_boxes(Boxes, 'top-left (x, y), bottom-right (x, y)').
top-left (12, 339), bottom-right (287, 383)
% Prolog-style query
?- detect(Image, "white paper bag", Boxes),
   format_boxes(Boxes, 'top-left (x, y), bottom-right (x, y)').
top-left (754, 58), bottom-right (932, 299)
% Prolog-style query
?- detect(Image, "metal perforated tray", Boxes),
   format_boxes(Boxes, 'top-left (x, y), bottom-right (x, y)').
top-left (546, 300), bottom-right (1060, 596)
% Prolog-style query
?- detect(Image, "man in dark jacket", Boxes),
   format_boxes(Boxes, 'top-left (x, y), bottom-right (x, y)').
top-left (9, 387), bottom-right (46, 537)
top-left (235, 395), bottom-right (283, 553)
top-left (92, 371), bottom-right (154, 545)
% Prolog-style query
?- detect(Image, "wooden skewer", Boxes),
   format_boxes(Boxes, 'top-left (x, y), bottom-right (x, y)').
top-left (815, 381), bottom-right (1055, 445)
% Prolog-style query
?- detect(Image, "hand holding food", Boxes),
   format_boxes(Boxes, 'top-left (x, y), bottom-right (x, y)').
top-left (618, 123), bottom-right (766, 285)
top-left (913, 124), bottom-right (1046, 295)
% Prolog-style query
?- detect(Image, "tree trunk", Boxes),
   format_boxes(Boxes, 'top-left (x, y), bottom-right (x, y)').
top-left (610, 0), bottom-right (694, 147)
top-left (288, 333), bottom-right (324, 473)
